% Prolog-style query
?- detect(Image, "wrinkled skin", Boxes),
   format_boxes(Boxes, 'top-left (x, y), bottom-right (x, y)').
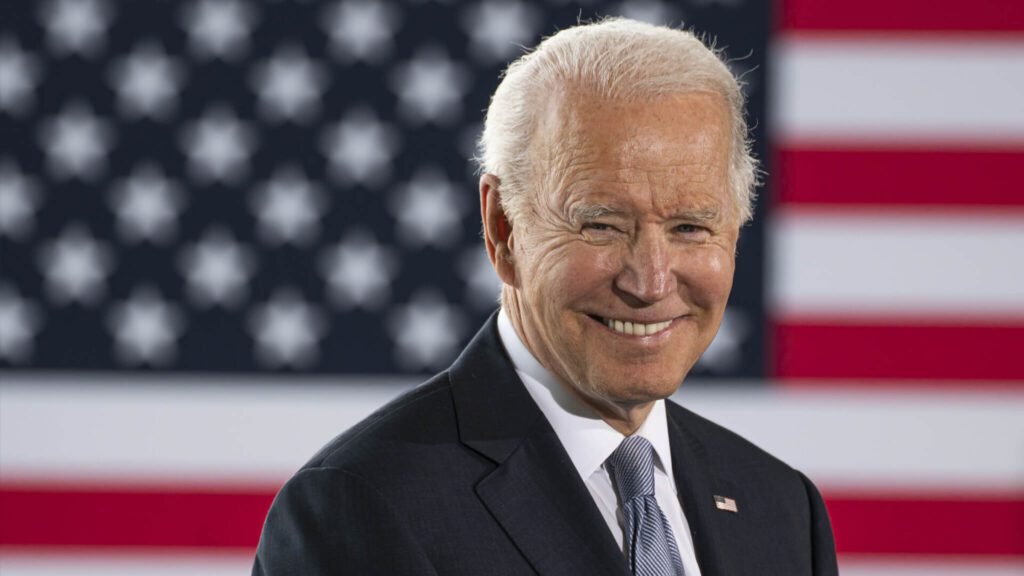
top-left (482, 89), bottom-right (740, 434)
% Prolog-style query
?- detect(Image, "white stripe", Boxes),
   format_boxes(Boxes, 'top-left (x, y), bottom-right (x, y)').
top-left (673, 386), bottom-right (1024, 492)
top-left (770, 212), bottom-right (1024, 317)
top-left (839, 557), bottom-right (1024, 576)
top-left (0, 552), bottom-right (251, 576)
top-left (2, 376), bottom-right (1022, 491)
top-left (772, 37), bottom-right (1024, 143)
top-left (0, 375), bottom-right (412, 485)
top-left (2, 553), bottom-right (1019, 576)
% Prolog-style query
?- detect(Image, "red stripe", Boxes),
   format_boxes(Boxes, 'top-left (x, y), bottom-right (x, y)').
top-left (780, 0), bottom-right (1024, 33)
top-left (825, 491), bottom-right (1024, 556)
top-left (773, 320), bottom-right (1024, 381)
top-left (3, 482), bottom-right (1022, 557)
top-left (775, 147), bottom-right (1024, 207)
top-left (0, 482), bottom-right (276, 549)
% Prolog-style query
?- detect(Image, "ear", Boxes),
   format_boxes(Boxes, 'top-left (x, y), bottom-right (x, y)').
top-left (479, 173), bottom-right (517, 287)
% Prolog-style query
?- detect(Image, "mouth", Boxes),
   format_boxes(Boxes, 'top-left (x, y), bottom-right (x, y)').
top-left (586, 314), bottom-right (675, 337)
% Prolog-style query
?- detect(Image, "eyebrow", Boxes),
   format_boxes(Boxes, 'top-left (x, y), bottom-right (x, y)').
top-left (567, 203), bottom-right (621, 226)
top-left (674, 206), bottom-right (722, 223)
top-left (568, 203), bottom-right (723, 225)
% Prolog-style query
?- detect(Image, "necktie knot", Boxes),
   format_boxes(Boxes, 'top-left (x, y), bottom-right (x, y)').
top-left (608, 435), bottom-right (657, 503)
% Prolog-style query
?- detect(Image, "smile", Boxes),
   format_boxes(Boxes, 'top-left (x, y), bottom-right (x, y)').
top-left (590, 315), bottom-right (674, 337)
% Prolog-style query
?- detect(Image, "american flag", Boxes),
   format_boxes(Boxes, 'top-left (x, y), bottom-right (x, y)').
top-left (1, 1), bottom-right (1021, 574)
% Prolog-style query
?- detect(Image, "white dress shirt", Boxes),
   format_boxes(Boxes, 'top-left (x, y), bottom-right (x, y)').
top-left (497, 310), bottom-right (702, 576)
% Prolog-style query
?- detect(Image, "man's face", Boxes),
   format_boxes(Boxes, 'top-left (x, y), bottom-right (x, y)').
top-left (507, 90), bottom-right (739, 416)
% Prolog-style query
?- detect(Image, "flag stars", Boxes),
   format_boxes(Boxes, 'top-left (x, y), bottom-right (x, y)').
top-left (249, 289), bottom-right (325, 368)
top-left (109, 43), bottom-right (184, 119)
top-left (181, 107), bottom-right (255, 184)
top-left (252, 45), bottom-right (327, 123)
top-left (461, 1), bottom-right (539, 62)
top-left (391, 48), bottom-right (468, 124)
top-left (319, 231), bottom-right (398, 309)
top-left (38, 103), bottom-right (113, 181)
top-left (42, 0), bottom-right (112, 57)
top-left (109, 164), bottom-right (183, 244)
top-left (458, 247), bottom-right (503, 309)
top-left (696, 307), bottom-right (747, 373)
top-left (322, 108), bottom-right (398, 186)
top-left (390, 167), bottom-right (466, 248)
top-left (179, 228), bottom-right (255, 308)
top-left (0, 286), bottom-right (42, 363)
top-left (322, 0), bottom-right (400, 63)
top-left (0, 39), bottom-right (41, 116)
top-left (182, 0), bottom-right (256, 61)
top-left (37, 225), bottom-right (114, 305)
top-left (388, 291), bottom-right (465, 370)
top-left (0, 162), bottom-right (41, 240)
top-left (107, 287), bottom-right (184, 366)
top-left (251, 167), bottom-right (325, 246)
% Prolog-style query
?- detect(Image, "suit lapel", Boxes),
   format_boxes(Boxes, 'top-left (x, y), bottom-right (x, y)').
top-left (449, 315), bottom-right (629, 576)
top-left (667, 404), bottom-right (746, 576)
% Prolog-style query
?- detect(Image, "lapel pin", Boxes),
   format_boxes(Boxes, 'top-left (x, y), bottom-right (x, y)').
top-left (714, 495), bottom-right (738, 513)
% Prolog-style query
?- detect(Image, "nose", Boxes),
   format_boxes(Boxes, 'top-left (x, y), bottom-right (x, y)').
top-left (614, 228), bottom-right (677, 305)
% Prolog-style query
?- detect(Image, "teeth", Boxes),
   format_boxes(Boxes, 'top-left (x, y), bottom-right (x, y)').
top-left (604, 318), bottom-right (672, 336)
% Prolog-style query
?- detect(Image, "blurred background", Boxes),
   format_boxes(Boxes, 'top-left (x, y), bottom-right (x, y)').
top-left (0, 0), bottom-right (1021, 574)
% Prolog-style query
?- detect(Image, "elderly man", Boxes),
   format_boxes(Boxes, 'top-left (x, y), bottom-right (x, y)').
top-left (254, 18), bottom-right (838, 576)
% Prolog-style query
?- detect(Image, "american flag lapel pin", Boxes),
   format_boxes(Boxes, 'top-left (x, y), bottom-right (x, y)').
top-left (714, 495), bottom-right (738, 513)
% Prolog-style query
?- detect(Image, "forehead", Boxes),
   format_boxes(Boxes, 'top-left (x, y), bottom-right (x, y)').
top-left (532, 89), bottom-right (733, 214)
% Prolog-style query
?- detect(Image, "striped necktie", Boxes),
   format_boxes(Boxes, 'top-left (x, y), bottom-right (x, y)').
top-left (607, 435), bottom-right (685, 576)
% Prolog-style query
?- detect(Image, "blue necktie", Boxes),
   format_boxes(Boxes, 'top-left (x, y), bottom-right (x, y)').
top-left (607, 435), bottom-right (685, 576)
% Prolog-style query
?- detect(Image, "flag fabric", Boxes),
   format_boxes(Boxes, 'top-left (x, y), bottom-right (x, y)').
top-left (1, 1), bottom-right (1022, 575)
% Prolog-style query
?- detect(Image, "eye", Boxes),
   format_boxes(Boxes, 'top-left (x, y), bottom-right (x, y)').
top-left (583, 222), bottom-right (617, 232)
top-left (674, 223), bottom-right (711, 239)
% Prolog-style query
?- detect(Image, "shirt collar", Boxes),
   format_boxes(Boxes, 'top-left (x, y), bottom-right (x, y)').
top-left (496, 309), bottom-right (677, 484)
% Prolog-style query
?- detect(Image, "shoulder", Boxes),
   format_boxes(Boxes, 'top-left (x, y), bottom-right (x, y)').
top-left (303, 372), bottom-right (459, 470)
top-left (666, 399), bottom-right (799, 478)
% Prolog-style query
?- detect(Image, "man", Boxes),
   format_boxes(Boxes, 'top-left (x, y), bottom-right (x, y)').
top-left (254, 18), bottom-right (837, 575)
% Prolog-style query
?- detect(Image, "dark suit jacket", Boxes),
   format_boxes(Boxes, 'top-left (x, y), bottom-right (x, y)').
top-left (253, 314), bottom-right (838, 575)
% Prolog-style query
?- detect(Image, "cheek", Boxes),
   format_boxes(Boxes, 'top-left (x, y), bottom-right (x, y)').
top-left (680, 249), bottom-right (735, 305)
top-left (557, 245), bottom-right (623, 292)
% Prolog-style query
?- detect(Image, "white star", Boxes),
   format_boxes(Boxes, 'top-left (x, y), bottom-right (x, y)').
top-left (180, 107), bottom-right (255, 183)
top-left (179, 228), bottom-right (255, 307)
top-left (182, 0), bottom-right (256, 61)
top-left (0, 285), bottom-right (42, 363)
top-left (38, 103), bottom-right (113, 181)
top-left (251, 167), bottom-right (325, 246)
top-left (461, 1), bottom-right (539, 63)
top-left (321, 108), bottom-right (398, 186)
top-left (390, 48), bottom-right (468, 124)
top-left (0, 38), bottom-right (41, 116)
top-left (251, 45), bottom-right (326, 123)
top-left (0, 161), bottom-right (41, 239)
top-left (390, 167), bottom-right (466, 247)
top-left (319, 230), bottom-right (398, 309)
top-left (37, 225), bottom-right (113, 305)
top-left (458, 247), bottom-right (502, 309)
top-left (109, 163), bottom-right (183, 244)
top-left (696, 307), bottom-right (748, 373)
top-left (109, 43), bottom-right (184, 119)
top-left (42, 0), bottom-right (112, 57)
top-left (322, 0), bottom-right (400, 63)
top-left (249, 289), bottom-right (325, 368)
top-left (388, 291), bottom-right (465, 370)
top-left (107, 287), bottom-right (184, 366)
top-left (614, 0), bottom-right (683, 26)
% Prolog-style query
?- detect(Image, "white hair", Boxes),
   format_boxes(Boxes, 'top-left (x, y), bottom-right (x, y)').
top-left (477, 17), bottom-right (759, 225)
